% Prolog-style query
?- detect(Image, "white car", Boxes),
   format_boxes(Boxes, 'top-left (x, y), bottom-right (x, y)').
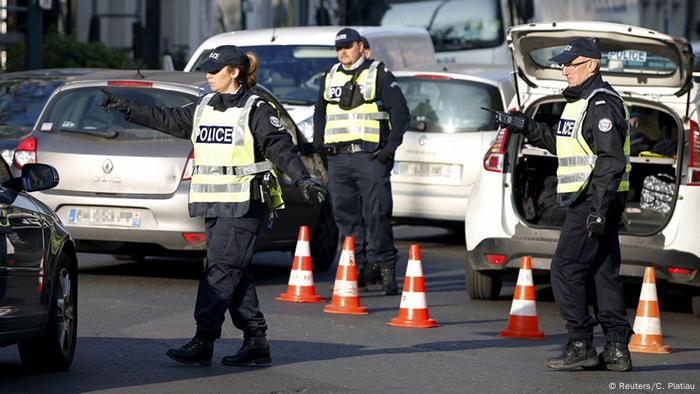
top-left (465, 21), bottom-right (700, 317)
top-left (391, 65), bottom-right (515, 228)
top-left (184, 26), bottom-right (436, 142)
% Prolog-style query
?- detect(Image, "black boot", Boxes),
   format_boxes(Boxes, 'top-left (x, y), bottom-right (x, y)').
top-left (545, 340), bottom-right (598, 370)
top-left (365, 262), bottom-right (382, 285)
top-left (356, 264), bottom-right (367, 291)
top-left (381, 267), bottom-right (399, 296)
top-left (166, 338), bottom-right (213, 366)
top-left (222, 336), bottom-right (271, 367)
top-left (599, 342), bottom-right (633, 372)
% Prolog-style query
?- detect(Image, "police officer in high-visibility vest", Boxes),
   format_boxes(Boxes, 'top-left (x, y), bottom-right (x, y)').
top-left (313, 28), bottom-right (410, 295)
top-left (495, 38), bottom-right (633, 372)
top-left (100, 45), bottom-right (327, 367)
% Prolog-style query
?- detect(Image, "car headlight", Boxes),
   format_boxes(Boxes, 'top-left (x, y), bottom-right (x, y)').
top-left (1, 149), bottom-right (14, 165)
top-left (298, 116), bottom-right (314, 142)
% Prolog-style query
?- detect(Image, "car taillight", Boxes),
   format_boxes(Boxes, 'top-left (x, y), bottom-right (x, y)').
top-left (107, 80), bottom-right (153, 87)
top-left (667, 267), bottom-right (693, 276)
top-left (13, 136), bottom-right (37, 169)
top-left (483, 129), bottom-right (508, 173)
top-left (485, 254), bottom-right (506, 265)
top-left (181, 150), bottom-right (195, 181)
top-left (182, 232), bottom-right (206, 245)
top-left (688, 119), bottom-right (700, 185)
top-left (414, 74), bottom-right (452, 80)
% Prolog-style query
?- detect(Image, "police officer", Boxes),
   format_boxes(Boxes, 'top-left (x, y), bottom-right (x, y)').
top-left (360, 36), bottom-right (372, 60)
top-left (495, 38), bottom-right (633, 372)
top-left (101, 45), bottom-right (327, 367)
top-left (313, 28), bottom-right (410, 295)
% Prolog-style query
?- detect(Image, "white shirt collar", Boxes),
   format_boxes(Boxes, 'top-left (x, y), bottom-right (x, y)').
top-left (341, 57), bottom-right (366, 71)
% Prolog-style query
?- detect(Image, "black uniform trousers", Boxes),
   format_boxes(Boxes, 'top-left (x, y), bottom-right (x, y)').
top-left (194, 202), bottom-right (267, 342)
top-left (326, 152), bottom-right (398, 271)
top-left (550, 196), bottom-right (632, 344)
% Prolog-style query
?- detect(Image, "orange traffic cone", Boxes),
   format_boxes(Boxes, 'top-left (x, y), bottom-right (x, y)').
top-left (387, 244), bottom-right (438, 328)
top-left (275, 226), bottom-right (323, 303)
top-left (498, 256), bottom-right (544, 339)
top-left (324, 236), bottom-right (368, 315)
top-left (628, 267), bottom-right (671, 354)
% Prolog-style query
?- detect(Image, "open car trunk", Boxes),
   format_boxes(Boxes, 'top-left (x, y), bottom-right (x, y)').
top-left (512, 97), bottom-right (682, 235)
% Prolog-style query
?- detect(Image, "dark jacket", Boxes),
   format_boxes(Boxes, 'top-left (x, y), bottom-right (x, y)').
top-left (123, 86), bottom-right (309, 217)
top-left (312, 58), bottom-right (410, 154)
top-left (523, 73), bottom-right (628, 216)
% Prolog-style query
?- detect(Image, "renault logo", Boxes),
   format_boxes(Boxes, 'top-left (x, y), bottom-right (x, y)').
top-left (418, 135), bottom-right (427, 146)
top-left (102, 159), bottom-right (114, 174)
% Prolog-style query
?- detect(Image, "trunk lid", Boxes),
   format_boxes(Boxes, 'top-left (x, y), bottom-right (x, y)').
top-left (508, 21), bottom-right (693, 96)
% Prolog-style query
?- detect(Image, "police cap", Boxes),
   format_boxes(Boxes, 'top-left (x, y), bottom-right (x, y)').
top-left (196, 45), bottom-right (247, 73)
top-left (335, 28), bottom-right (362, 49)
top-left (360, 36), bottom-right (370, 49)
top-left (549, 37), bottom-right (601, 65)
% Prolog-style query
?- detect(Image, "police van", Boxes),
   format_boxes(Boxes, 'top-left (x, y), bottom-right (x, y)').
top-left (184, 26), bottom-right (436, 142)
top-left (465, 22), bottom-right (700, 317)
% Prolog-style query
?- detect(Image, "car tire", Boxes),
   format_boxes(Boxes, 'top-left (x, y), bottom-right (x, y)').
top-left (465, 253), bottom-right (502, 300)
top-left (18, 254), bottom-right (77, 371)
top-left (692, 295), bottom-right (700, 318)
top-left (311, 201), bottom-right (339, 272)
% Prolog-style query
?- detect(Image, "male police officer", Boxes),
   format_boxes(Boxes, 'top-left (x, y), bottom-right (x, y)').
top-left (496, 38), bottom-right (633, 371)
top-left (313, 28), bottom-right (410, 295)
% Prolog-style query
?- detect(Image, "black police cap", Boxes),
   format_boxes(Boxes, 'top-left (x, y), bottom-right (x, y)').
top-left (196, 45), bottom-right (247, 73)
top-left (335, 28), bottom-right (362, 48)
top-left (549, 37), bottom-right (601, 65)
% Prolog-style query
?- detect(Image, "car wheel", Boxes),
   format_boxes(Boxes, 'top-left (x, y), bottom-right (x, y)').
top-left (18, 254), bottom-right (77, 371)
top-left (311, 201), bottom-right (339, 272)
top-left (692, 295), bottom-right (700, 318)
top-left (465, 253), bottom-right (502, 300)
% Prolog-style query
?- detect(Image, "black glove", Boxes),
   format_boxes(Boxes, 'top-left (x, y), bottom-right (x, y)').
top-left (371, 148), bottom-right (393, 163)
top-left (495, 110), bottom-right (529, 133)
top-left (586, 212), bottom-right (606, 238)
top-left (296, 177), bottom-right (327, 205)
top-left (100, 88), bottom-right (130, 112)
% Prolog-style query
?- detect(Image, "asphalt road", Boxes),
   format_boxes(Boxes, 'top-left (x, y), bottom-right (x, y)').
top-left (1, 226), bottom-right (699, 394)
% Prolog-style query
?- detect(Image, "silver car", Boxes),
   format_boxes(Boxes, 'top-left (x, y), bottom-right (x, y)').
top-left (17, 70), bottom-right (337, 269)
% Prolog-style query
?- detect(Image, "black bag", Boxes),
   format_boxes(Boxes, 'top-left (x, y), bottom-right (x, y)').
top-left (338, 71), bottom-right (364, 110)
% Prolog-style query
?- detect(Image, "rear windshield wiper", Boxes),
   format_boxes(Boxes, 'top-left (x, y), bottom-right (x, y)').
top-left (56, 128), bottom-right (119, 139)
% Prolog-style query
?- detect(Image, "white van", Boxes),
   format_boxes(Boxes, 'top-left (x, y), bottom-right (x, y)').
top-left (184, 26), bottom-right (436, 141)
top-left (464, 21), bottom-right (700, 317)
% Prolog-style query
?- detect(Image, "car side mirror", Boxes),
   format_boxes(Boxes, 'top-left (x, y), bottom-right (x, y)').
top-left (20, 163), bottom-right (59, 192)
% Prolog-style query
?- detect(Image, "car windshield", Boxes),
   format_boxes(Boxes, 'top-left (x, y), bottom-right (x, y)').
top-left (0, 78), bottom-right (62, 129)
top-left (193, 45), bottom-right (338, 105)
top-left (39, 87), bottom-right (196, 140)
top-left (530, 47), bottom-right (678, 75)
top-left (398, 77), bottom-right (502, 133)
top-left (346, 0), bottom-right (504, 52)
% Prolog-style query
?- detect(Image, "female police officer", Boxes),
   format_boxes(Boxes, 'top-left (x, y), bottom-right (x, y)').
top-left (101, 45), bottom-right (327, 367)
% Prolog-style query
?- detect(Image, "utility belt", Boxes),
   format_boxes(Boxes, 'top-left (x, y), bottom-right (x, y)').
top-left (250, 172), bottom-right (281, 228)
top-left (324, 143), bottom-right (364, 156)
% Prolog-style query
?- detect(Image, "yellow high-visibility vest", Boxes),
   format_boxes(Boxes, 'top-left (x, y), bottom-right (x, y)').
top-left (323, 60), bottom-right (390, 151)
top-left (555, 88), bottom-right (631, 205)
top-left (190, 93), bottom-right (284, 210)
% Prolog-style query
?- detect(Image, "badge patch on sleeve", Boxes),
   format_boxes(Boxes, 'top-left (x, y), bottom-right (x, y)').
top-left (597, 118), bottom-right (613, 133)
top-left (269, 116), bottom-right (282, 128)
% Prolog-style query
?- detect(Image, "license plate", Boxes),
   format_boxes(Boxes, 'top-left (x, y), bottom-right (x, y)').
top-left (67, 207), bottom-right (141, 228)
top-left (392, 161), bottom-right (461, 179)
